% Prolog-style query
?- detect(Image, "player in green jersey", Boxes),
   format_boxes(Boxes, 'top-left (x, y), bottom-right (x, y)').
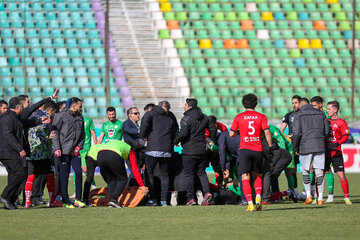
top-left (97, 107), bottom-right (123, 144)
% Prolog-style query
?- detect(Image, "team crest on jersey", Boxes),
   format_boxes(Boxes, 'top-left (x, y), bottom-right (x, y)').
top-left (108, 129), bottom-right (115, 138)
top-left (345, 129), bottom-right (349, 134)
top-left (274, 132), bottom-right (278, 136)
top-left (115, 125), bottom-right (118, 129)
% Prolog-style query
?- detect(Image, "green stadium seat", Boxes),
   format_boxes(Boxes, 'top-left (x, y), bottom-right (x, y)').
top-left (183, 29), bottom-right (194, 39)
top-left (221, 30), bottom-right (232, 39)
top-left (227, 49), bottom-right (239, 58)
top-left (341, 77), bottom-right (352, 87)
top-left (164, 12), bottom-right (176, 21)
top-left (207, 29), bottom-right (219, 38)
top-left (209, 96), bottom-right (221, 107)
top-left (194, 58), bottom-right (206, 67)
top-left (201, 12), bottom-right (212, 21)
top-left (187, 39), bottom-right (198, 48)
top-left (189, 12), bottom-right (200, 20)
top-left (324, 67), bottom-right (336, 77)
top-left (339, 49), bottom-right (351, 58)
top-left (203, 49), bottom-right (215, 58)
top-left (238, 12), bottom-right (249, 20)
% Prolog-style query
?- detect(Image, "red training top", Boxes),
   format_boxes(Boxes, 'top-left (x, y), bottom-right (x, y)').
top-left (326, 118), bottom-right (349, 157)
top-left (129, 149), bottom-right (145, 187)
top-left (230, 110), bottom-right (269, 152)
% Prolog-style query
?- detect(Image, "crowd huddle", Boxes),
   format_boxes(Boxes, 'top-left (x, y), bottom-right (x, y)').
top-left (0, 90), bottom-right (352, 211)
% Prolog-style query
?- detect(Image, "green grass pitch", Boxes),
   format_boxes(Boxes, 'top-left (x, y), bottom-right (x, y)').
top-left (0, 173), bottom-right (359, 240)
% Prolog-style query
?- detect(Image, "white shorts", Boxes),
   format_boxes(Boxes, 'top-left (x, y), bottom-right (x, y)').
top-left (300, 153), bottom-right (325, 171)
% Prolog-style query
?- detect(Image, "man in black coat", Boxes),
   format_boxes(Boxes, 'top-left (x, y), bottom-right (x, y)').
top-left (174, 98), bottom-right (217, 206)
top-left (140, 101), bottom-right (178, 206)
top-left (0, 97), bottom-right (27, 210)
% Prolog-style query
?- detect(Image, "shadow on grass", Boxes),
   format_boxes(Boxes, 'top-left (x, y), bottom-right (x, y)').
top-left (261, 206), bottom-right (329, 211)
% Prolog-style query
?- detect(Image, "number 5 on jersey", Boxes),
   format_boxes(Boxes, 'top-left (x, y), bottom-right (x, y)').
top-left (248, 121), bottom-right (255, 135)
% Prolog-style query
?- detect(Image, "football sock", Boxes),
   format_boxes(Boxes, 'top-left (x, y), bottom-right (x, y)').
top-left (254, 176), bottom-right (262, 196)
top-left (315, 169), bottom-right (325, 201)
top-left (25, 174), bottom-right (35, 206)
top-left (302, 170), bottom-right (311, 197)
top-left (73, 172), bottom-right (76, 191)
top-left (340, 178), bottom-right (349, 199)
top-left (326, 172), bottom-right (334, 194)
top-left (46, 174), bottom-right (55, 203)
top-left (242, 179), bottom-right (253, 203)
top-left (287, 176), bottom-right (295, 189)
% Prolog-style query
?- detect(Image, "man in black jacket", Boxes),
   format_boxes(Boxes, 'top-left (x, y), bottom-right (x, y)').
top-left (0, 97), bottom-right (26, 210)
top-left (140, 101), bottom-right (178, 206)
top-left (174, 98), bottom-right (217, 206)
top-left (293, 98), bottom-right (330, 205)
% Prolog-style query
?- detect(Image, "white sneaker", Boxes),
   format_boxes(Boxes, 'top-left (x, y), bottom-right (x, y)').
top-left (170, 191), bottom-right (178, 207)
top-left (326, 194), bottom-right (334, 203)
top-left (196, 190), bottom-right (204, 206)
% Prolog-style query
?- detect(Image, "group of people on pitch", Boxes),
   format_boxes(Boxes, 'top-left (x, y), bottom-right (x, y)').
top-left (0, 90), bottom-right (352, 211)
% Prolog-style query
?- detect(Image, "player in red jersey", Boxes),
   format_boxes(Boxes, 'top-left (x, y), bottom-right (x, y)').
top-left (229, 94), bottom-right (273, 212)
top-left (325, 101), bottom-right (352, 205)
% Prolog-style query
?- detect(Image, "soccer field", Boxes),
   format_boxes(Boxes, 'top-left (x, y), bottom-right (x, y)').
top-left (0, 174), bottom-right (359, 240)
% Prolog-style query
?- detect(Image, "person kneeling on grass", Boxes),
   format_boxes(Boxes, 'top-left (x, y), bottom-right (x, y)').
top-left (97, 140), bottom-right (149, 208)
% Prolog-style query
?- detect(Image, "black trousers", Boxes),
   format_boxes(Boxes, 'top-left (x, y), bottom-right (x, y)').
top-left (145, 155), bottom-right (169, 201)
top-left (54, 157), bottom-right (61, 198)
top-left (97, 150), bottom-right (127, 201)
top-left (262, 148), bottom-right (292, 201)
top-left (58, 155), bottom-right (82, 204)
top-left (1, 159), bottom-right (26, 203)
top-left (28, 159), bottom-right (53, 202)
top-left (182, 154), bottom-right (210, 201)
top-left (82, 156), bottom-right (99, 203)
top-left (31, 175), bottom-right (47, 201)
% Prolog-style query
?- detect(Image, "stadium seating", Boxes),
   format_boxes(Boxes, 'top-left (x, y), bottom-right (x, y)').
top-left (0, 0), bottom-right (125, 118)
top-left (157, 0), bottom-right (359, 119)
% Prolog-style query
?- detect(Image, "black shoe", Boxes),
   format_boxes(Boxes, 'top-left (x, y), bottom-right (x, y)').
top-left (108, 201), bottom-right (122, 208)
top-left (14, 199), bottom-right (20, 208)
top-left (32, 199), bottom-right (46, 206)
top-left (0, 197), bottom-right (16, 210)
